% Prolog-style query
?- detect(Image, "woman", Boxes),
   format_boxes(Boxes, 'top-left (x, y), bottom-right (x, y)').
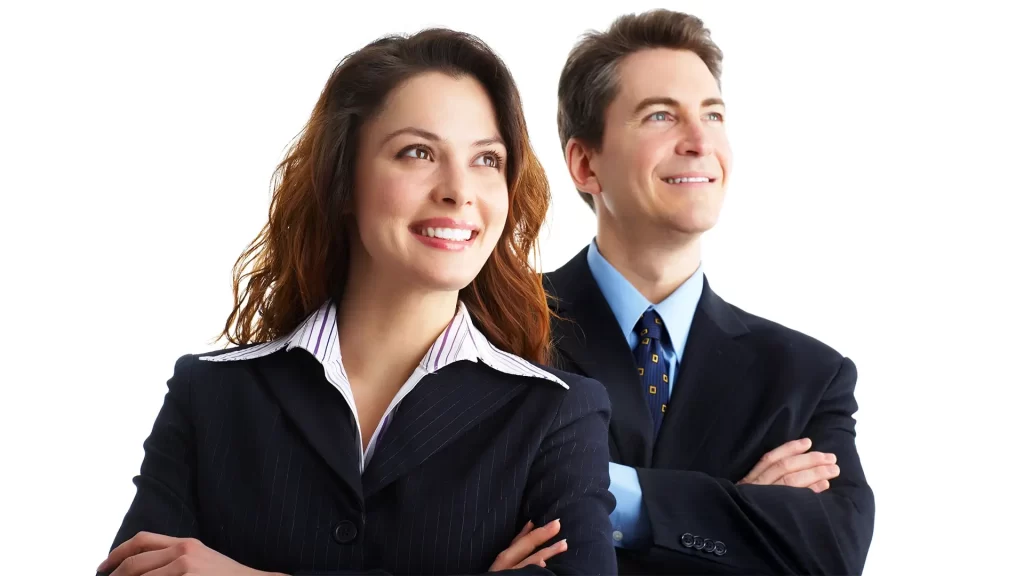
top-left (97, 28), bottom-right (616, 576)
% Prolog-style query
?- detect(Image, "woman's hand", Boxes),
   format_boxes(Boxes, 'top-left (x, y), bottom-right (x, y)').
top-left (97, 531), bottom-right (287, 576)
top-left (489, 519), bottom-right (568, 571)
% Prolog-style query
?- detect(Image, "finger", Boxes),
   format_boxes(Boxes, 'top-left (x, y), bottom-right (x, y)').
top-left (98, 532), bottom-right (183, 574)
top-left (741, 438), bottom-right (812, 482)
top-left (808, 479), bottom-right (831, 493)
top-left (137, 555), bottom-right (196, 576)
top-left (520, 518), bottom-right (561, 548)
top-left (509, 521), bottom-right (535, 546)
top-left (509, 519), bottom-right (560, 552)
top-left (504, 519), bottom-right (560, 565)
top-left (109, 545), bottom-right (181, 576)
top-left (756, 452), bottom-right (835, 485)
top-left (489, 519), bottom-right (560, 571)
top-left (515, 539), bottom-right (568, 569)
top-left (779, 464), bottom-right (840, 489)
top-left (756, 451), bottom-right (836, 485)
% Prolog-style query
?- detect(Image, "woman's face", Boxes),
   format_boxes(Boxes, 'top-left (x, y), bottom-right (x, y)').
top-left (351, 72), bottom-right (510, 293)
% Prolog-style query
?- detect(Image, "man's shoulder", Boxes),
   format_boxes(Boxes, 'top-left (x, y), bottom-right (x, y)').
top-left (724, 298), bottom-right (848, 370)
top-left (541, 248), bottom-right (592, 305)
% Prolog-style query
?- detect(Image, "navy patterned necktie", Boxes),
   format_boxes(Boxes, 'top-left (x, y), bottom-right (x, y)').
top-left (633, 309), bottom-right (670, 437)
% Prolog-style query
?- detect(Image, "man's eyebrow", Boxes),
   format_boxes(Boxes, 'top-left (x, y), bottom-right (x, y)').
top-left (632, 96), bottom-right (726, 115)
top-left (633, 96), bottom-right (681, 115)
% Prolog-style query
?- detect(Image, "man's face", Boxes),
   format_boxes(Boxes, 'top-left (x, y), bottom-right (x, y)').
top-left (588, 48), bottom-right (732, 237)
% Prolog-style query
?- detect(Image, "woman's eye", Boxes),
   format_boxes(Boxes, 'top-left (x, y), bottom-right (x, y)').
top-left (473, 152), bottom-right (503, 170)
top-left (705, 112), bottom-right (724, 122)
top-left (647, 111), bottom-right (672, 122)
top-left (400, 146), bottom-right (433, 161)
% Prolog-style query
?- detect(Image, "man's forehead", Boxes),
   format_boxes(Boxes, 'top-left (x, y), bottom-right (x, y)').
top-left (615, 48), bottom-right (721, 105)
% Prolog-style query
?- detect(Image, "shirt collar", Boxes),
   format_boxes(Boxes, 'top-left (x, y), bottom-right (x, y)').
top-left (200, 300), bottom-right (566, 388)
top-left (586, 238), bottom-right (704, 358)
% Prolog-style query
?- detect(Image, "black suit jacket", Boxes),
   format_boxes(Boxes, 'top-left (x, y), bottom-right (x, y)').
top-left (543, 248), bottom-right (874, 575)
top-left (104, 346), bottom-right (618, 575)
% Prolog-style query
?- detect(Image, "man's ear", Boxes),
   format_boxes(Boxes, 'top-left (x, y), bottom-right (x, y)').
top-left (565, 137), bottom-right (602, 197)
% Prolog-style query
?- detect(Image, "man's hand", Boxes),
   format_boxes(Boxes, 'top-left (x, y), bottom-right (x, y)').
top-left (97, 531), bottom-right (286, 576)
top-left (737, 438), bottom-right (840, 493)
top-left (489, 519), bottom-right (567, 571)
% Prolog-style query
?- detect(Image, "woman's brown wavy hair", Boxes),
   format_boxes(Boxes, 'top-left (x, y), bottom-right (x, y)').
top-left (221, 29), bottom-right (552, 363)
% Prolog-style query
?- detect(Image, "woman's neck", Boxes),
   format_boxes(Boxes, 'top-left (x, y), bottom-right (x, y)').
top-left (336, 270), bottom-right (459, 387)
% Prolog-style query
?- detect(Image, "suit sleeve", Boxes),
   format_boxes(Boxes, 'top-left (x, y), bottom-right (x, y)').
top-left (519, 376), bottom-right (619, 576)
top-left (635, 357), bottom-right (875, 575)
top-left (106, 354), bottom-right (201, 553)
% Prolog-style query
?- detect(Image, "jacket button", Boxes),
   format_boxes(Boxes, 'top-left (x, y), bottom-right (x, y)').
top-left (692, 535), bottom-right (705, 550)
top-left (680, 533), bottom-right (694, 547)
top-left (713, 540), bottom-right (727, 556)
top-left (332, 520), bottom-right (358, 544)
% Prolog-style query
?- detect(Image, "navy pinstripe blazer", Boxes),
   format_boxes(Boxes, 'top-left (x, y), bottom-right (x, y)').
top-left (104, 348), bottom-right (617, 575)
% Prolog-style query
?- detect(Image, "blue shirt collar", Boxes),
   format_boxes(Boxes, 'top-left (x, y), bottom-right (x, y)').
top-left (586, 239), bottom-right (704, 358)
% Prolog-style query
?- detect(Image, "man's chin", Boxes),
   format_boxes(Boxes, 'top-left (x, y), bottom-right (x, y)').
top-left (664, 210), bottom-right (721, 236)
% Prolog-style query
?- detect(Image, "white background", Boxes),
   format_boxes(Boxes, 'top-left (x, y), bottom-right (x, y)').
top-left (2, 1), bottom-right (1022, 573)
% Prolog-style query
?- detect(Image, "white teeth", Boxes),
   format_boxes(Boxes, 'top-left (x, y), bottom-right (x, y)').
top-left (421, 227), bottom-right (473, 241)
top-left (663, 176), bottom-right (711, 184)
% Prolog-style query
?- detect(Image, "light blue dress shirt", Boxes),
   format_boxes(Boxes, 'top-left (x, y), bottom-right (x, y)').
top-left (586, 239), bottom-right (704, 548)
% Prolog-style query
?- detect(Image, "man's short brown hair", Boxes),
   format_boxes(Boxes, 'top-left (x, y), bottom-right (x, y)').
top-left (556, 10), bottom-right (724, 210)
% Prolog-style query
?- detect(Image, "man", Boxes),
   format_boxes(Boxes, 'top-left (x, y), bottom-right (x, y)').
top-left (544, 10), bottom-right (875, 575)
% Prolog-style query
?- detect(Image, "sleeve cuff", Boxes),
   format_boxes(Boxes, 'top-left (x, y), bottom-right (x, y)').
top-left (608, 462), bottom-right (652, 548)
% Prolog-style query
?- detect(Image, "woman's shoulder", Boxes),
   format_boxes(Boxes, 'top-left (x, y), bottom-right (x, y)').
top-left (165, 341), bottom-right (284, 380)
top-left (473, 350), bottom-right (600, 391)
top-left (506, 360), bottom-right (612, 413)
top-left (527, 361), bottom-right (596, 388)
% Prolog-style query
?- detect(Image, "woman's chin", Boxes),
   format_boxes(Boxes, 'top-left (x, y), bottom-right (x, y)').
top-left (405, 268), bottom-right (480, 294)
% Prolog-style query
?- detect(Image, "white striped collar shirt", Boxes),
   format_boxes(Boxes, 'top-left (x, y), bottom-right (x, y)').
top-left (200, 300), bottom-right (566, 472)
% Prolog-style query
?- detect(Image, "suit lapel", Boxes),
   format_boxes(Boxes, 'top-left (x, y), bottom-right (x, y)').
top-left (546, 249), bottom-right (655, 467)
top-left (253, 349), bottom-right (364, 505)
top-left (654, 280), bottom-right (754, 469)
top-left (361, 362), bottom-right (531, 499)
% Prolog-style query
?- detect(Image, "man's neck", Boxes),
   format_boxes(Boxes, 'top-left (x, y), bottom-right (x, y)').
top-left (595, 219), bottom-right (702, 305)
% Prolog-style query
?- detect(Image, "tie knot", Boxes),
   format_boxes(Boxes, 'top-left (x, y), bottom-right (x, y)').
top-left (634, 309), bottom-right (664, 341)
